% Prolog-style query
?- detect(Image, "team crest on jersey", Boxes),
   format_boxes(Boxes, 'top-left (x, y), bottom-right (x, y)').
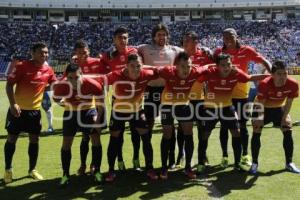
top-left (180, 80), bottom-right (185, 85)
top-left (277, 91), bottom-right (283, 97)
top-left (190, 56), bottom-right (194, 61)
top-left (221, 80), bottom-right (226, 85)
top-left (120, 55), bottom-right (125, 62)
top-left (159, 51), bottom-right (165, 58)
top-left (36, 71), bottom-right (42, 78)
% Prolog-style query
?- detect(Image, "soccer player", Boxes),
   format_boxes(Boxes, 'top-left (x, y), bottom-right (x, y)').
top-left (158, 52), bottom-right (204, 180)
top-left (72, 40), bottom-right (109, 176)
top-left (105, 54), bottom-right (158, 182)
top-left (214, 28), bottom-right (272, 168)
top-left (138, 23), bottom-right (183, 169)
top-left (181, 31), bottom-right (214, 169)
top-left (53, 63), bottom-right (104, 186)
top-left (197, 53), bottom-right (267, 173)
top-left (249, 60), bottom-right (300, 174)
top-left (4, 42), bottom-right (56, 184)
top-left (100, 27), bottom-right (140, 171)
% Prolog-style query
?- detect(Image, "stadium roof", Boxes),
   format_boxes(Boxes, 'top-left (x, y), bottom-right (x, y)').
top-left (1, 0), bottom-right (299, 9)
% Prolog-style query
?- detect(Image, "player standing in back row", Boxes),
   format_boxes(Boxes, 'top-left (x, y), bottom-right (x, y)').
top-left (181, 31), bottom-right (214, 170)
top-left (72, 40), bottom-right (109, 176)
top-left (214, 28), bottom-right (271, 168)
top-left (100, 27), bottom-right (140, 171)
top-left (138, 24), bottom-right (183, 169)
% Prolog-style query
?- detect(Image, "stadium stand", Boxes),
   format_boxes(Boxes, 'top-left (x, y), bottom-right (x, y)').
top-left (0, 20), bottom-right (299, 74)
top-left (0, 0), bottom-right (300, 75)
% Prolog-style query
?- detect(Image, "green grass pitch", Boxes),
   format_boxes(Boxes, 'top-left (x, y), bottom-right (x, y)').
top-left (0, 77), bottom-right (300, 200)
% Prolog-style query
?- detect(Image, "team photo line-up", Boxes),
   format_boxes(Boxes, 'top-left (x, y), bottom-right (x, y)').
top-left (3, 23), bottom-right (300, 187)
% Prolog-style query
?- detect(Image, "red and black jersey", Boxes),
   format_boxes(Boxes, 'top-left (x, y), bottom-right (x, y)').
top-left (214, 45), bottom-right (265, 98)
top-left (7, 60), bottom-right (56, 110)
top-left (53, 77), bottom-right (103, 111)
top-left (198, 67), bottom-right (251, 108)
top-left (159, 65), bottom-right (204, 105)
top-left (257, 76), bottom-right (299, 108)
top-left (101, 46), bottom-right (138, 72)
top-left (189, 49), bottom-right (214, 100)
top-left (105, 68), bottom-right (158, 113)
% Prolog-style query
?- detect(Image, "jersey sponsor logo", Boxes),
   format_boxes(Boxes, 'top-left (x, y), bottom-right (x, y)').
top-left (30, 81), bottom-right (45, 84)
top-left (207, 92), bottom-right (215, 99)
top-left (283, 90), bottom-right (291, 94)
top-left (270, 97), bottom-right (284, 100)
top-left (173, 86), bottom-right (190, 90)
top-left (139, 80), bottom-right (148, 84)
top-left (229, 79), bottom-right (237, 83)
top-left (153, 60), bottom-right (169, 65)
top-left (214, 86), bottom-right (231, 91)
top-left (91, 65), bottom-right (99, 69)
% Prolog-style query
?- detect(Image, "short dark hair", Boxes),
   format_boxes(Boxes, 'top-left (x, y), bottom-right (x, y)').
top-left (151, 23), bottom-right (169, 40)
top-left (175, 52), bottom-right (189, 64)
top-left (65, 63), bottom-right (81, 74)
top-left (113, 26), bottom-right (128, 37)
top-left (127, 54), bottom-right (140, 63)
top-left (271, 60), bottom-right (287, 73)
top-left (31, 42), bottom-right (47, 52)
top-left (216, 53), bottom-right (231, 65)
top-left (74, 40), bottom-right (89, 50)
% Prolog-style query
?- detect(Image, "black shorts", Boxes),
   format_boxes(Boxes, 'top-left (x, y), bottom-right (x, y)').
top-left (5, 109), bottom-right (42, 135)
top-left (232, 98), bottom-right (250, 123)
top-left (252, 107), bottom-right (283, 127)
top-left (109, 110), bottom-right (148, 132)
top-left (96, 106), bottom-right (107, 129)
top-left (202, 106), bottom-right (239, 132)
top-left (63, 109), bottom-right (98, 137)
top-left (144, 86), bottom-right (164, 120)
top-left (161, 105), bottom-right (193, 126)
top-left (190, 100), bottom-right (205, 122)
